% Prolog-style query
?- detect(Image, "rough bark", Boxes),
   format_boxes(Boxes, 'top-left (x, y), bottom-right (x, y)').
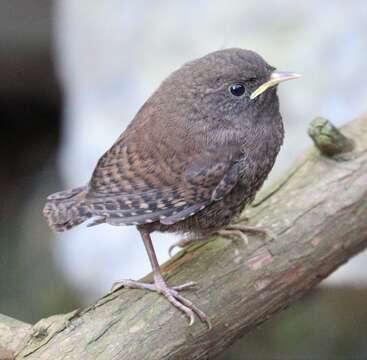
top-left (1, 115), bottom-right (367, 360)
top-left (0, 315), bottom-right (31, 359)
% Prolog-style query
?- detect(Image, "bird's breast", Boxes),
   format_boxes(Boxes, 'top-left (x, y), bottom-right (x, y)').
top-left (238, 120), bottom-right (284, 191)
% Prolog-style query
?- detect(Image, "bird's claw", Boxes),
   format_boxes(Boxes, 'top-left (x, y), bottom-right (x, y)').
top-left (168, 238), bottom-right (194, 257)
top-left (227, 224), bottom-right (275, 240)
top-left (168, 243), bottom-right (179, 258)
top-left (172, 281), bottom-right (198, 291)
top-left (217, 223), bottom-right (275, 244)
top-left (217, 228), bottom-right (249, 245)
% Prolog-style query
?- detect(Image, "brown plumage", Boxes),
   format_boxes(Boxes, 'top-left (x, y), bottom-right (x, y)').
top-left (43, 48), bottom-right (299, 326)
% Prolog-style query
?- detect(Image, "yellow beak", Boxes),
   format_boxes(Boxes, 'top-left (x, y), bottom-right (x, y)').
top-left (250, 71), bottom-right (301, 100)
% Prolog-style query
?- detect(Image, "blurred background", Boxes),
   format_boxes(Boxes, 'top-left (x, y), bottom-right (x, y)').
top-left (0, 1), bottom-right (366, 359)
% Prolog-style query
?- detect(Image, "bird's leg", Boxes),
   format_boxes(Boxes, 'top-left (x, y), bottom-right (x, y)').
top-left (112, 228), bottom-right (211, 328)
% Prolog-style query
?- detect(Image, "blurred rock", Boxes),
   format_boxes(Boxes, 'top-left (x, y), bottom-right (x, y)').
top-left (0, 0), bottom-right (81, 323)
top-left (0, 0), bottom-right (59, 105)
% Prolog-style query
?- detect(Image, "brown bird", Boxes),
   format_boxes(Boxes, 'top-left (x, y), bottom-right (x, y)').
top-left (43, 48), bottom-right (299, 327)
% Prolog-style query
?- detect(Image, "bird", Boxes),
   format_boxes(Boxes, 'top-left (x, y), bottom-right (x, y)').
top-left (43, 48), bottom-right (300, 327)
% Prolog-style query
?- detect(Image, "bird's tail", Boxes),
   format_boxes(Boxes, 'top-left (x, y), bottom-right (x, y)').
top-left (43, 186), bottom-right (92, 232)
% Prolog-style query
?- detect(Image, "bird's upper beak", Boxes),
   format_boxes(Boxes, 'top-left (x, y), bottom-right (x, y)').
top-left (250, 71), bottom-right (301, 100)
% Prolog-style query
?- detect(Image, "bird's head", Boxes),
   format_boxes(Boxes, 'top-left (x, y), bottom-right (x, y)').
top-left (159, 48), bottom-right (300, 135)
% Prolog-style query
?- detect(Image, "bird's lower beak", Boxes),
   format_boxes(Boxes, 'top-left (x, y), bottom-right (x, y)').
top-left (250, 71), bottom-right (301, 100)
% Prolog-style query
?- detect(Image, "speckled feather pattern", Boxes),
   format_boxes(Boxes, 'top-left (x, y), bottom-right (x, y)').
top-left (43, 48), bottom-right (284, 237)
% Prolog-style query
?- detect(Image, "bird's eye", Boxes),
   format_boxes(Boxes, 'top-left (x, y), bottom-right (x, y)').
top-left (229, 83), bottom-right (245, 97)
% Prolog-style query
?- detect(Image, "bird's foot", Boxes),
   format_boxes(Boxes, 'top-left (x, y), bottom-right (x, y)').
top-left (217, 224), bottom-right (275, 245)
top-left (168, 223), bottom-right (274, 256)
top-left (111, 278), bottom-right (211, 328)
top-left (111, 279), bottom-right (197, 292)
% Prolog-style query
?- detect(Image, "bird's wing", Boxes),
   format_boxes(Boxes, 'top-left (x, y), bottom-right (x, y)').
top-left (86, 142), bottom-right (241, 226)
top-left (160, 157), bottom-right (240, 225)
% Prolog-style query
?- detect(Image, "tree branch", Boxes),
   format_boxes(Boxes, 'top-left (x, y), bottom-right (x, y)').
top-left (2, 115), bottom-right (367, 360)
top-left (0, 314), bottom-right (31, 359)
